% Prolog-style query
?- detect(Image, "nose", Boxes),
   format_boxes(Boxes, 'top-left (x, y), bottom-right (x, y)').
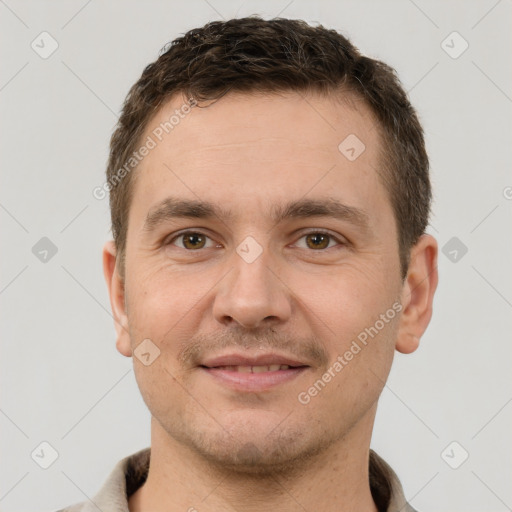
top-left (212, 246), bottom-right (292, 330)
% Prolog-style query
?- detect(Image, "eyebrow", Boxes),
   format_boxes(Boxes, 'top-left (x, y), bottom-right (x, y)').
top-left (143, 196), bottom-right (370, 233)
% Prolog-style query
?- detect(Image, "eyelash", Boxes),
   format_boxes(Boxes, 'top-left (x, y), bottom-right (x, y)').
top-left (166, 230), bottom-right (347, 251)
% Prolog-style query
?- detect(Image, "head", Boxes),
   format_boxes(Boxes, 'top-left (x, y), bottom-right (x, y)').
top-left (103, 16), bottom-right (437, 473)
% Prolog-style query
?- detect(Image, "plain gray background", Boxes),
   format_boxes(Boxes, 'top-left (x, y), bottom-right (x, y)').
top-left (1, 1), bottom-right (511, 511)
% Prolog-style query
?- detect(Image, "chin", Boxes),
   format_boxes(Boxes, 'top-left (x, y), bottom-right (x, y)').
top-left (176, 415), bottom-right (331, 476)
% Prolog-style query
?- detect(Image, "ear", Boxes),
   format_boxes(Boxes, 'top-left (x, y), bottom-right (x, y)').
top-left (103, 241), bottom-right (132, 357)
top-left (396, 234), bottom-right (438, 354)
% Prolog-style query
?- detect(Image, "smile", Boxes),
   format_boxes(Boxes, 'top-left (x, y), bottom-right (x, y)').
top-left (200, 364), bottom-right (309, 392)
top-left (210, 364), bottom-right (294, 372)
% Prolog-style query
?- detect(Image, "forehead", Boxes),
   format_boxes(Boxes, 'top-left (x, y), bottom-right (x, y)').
top-left (144, 90), bottom-right (380, 162)
top-left (128, 90), bottom-right (392, 233)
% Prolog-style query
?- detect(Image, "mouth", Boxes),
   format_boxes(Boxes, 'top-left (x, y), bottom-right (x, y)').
top-left (203, 364), bottom-right (300, 372)
top-left (198, 353), bottom-right (311, 392)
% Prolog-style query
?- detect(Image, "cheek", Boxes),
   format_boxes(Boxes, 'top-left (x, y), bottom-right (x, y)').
top-left (124, 264), bottom-right (221, 376)
top-left (290, 260), bottom-right (397, 332)
top-left (287, 261), bottom-right (400, 395)
top-left (126, 262), bottom-right (207, 327)
top-left (297, 280), bottom-right (398, 418)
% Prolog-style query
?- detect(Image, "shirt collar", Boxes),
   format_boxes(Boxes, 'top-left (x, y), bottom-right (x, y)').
top-left (73, 447), bottom-right (417, 512)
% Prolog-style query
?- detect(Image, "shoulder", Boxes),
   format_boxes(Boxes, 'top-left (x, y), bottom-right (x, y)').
top-left (53, 447), bottom-right (150, 512)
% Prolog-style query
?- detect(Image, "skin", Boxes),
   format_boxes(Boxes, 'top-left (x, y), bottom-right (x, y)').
top-left (103, 90), bottom-right (438, 512)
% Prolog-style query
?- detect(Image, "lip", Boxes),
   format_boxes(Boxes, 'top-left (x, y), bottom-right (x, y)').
top-left (200, 352), bottom-right (309, 368)
top-left (201, 366), bottom-right (309, 392)
top-left (198, 352), bottom-right (310, 392)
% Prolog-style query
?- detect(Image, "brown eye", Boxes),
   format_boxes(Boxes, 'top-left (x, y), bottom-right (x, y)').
top-left (170, 232), bottom-right (214, 250)
top-left (183, 233), bottom-right (206, 249)
top-left (294, 231), bottom-right (345, 251)
top-left (305, 233), bottom-right (331, 250)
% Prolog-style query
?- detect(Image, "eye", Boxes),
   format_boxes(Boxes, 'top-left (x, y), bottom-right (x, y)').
top-left (294, 231), bottom-right (345, 250)
top-left (168, 231), bottom-right (217, 250)
top-left (165, 230), bottom-right (346, 252)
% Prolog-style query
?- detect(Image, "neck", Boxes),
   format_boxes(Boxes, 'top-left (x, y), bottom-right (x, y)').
top-left (129, 409), bottom-right (379, 512)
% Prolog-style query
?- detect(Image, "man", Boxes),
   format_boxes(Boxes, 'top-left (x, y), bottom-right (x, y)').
top-left (60, 15), bottom-right (438, 512)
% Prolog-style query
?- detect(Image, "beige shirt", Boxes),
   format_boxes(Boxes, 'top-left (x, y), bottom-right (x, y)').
top-left (56, 447), bottom-right (417, 512)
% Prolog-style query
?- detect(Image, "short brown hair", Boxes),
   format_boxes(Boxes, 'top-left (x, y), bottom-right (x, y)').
top-left (106, 16), bottom-right (431, 280)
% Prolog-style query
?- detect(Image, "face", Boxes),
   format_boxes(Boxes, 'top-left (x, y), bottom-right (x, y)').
top-left (105, 90), bottom-right (435, 474)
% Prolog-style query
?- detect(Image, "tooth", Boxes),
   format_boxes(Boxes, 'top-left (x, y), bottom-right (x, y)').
top-left (215, 365), bottom-right (294, 372)
top-left (251, 365), bottom-right (270, 373)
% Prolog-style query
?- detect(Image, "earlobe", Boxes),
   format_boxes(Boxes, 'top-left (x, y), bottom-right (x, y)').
top-left (102, 241), bottom-right (132, 358)
top-left (395, 234), bottom-right (438, 354)
top-left (396, 333), bottom-right (420, 354)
